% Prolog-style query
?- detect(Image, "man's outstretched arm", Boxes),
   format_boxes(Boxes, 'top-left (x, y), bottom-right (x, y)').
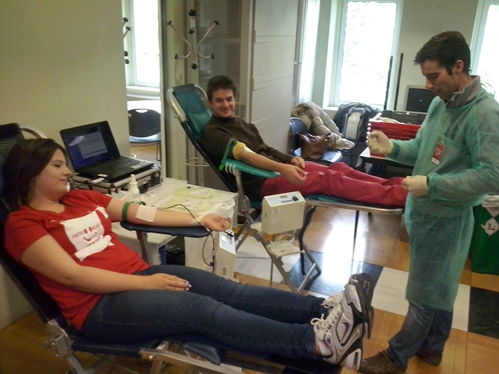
top-left (238, 147), bottom-right (307, 185)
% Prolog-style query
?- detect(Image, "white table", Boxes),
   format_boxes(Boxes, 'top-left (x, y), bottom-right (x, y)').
top-left (112, 178), bottom-right (237, 268)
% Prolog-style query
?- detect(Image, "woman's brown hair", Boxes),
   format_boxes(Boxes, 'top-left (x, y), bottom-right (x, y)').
top-left (4, 139), bottom-right (67, 210)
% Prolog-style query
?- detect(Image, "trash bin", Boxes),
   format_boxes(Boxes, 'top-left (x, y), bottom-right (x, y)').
top-left (469, 198), bottom-right (499, 275)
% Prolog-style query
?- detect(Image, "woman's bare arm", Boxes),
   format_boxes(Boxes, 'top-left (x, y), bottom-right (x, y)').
top-left (20, 235), bottom-right (189, 293)
top-left (105, 198), bottom-right (231, 230)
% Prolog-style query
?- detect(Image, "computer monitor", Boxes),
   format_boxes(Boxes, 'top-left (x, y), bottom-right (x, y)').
top-left (404, 85), bottom-right (436, 113)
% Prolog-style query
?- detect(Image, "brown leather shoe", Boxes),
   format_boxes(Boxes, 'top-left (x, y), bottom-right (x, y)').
top-left (416, 347), bottom-right (442, 366)
top-left (359, 351), bottom-right (407, 374)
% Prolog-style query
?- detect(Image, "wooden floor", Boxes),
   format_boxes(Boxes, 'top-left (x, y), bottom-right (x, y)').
top-left (1, 143), bottom-right (498, 374)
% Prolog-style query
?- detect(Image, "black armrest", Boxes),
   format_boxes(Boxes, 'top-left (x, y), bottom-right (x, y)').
top-left (120, 222), bottom-right (210, 238)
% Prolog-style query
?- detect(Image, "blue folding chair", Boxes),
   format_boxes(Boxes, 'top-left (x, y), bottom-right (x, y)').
top-left (289, 117), bottom-right (343, 166)
top-left (0, 123), bottom-right (342, 374)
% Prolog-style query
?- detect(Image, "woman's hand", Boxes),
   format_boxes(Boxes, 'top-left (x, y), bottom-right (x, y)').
top-left (199, 214), bottom-right (232, 231)
top-left (141, 273), bottom-right (191, 291)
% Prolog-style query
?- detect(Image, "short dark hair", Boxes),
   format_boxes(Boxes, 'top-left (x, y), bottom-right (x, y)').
top-left (206, 75), bottom-right (237, 101)
top-left (4, 138), bottom-right (67, 210)
top-left (414, 31), bottom-right (471, 74)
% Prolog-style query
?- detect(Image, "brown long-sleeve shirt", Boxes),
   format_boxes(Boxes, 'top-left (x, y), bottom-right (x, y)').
top-left (202, 115), bottom-right (293, 201)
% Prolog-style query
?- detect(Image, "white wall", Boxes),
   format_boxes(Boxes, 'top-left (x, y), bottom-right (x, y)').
top-left (0, 1), bottom-right (129, 145)
top-left (0, 0), bottom-right (128, 329)
top-left (249, 0), bottom-right (298, 153)
top-left (163, 0), bottom-right (189, 180)
top-left (394, 0), bottom-right (478, 111)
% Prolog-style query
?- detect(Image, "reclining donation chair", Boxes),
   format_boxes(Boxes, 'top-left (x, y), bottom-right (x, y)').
top-left (167, 84), bottom-right (328, 293)
top-left (0, 123), bottom-right (341, 373)
top-left (166, 85), bottom-right (404, 281)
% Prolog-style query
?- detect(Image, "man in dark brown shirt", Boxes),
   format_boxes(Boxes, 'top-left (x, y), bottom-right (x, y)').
top-left (202, 75), bottom-right (406, 207)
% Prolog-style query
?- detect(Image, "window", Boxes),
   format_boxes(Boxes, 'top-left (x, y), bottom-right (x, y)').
top-left (472, 0), bottom-right (499, 100)
top-left (329, 0), bottom-right (402, 108)
top-left (123, 0), bottom-right (160, 88)
top-left (296, 0), bottom-right (321, 103)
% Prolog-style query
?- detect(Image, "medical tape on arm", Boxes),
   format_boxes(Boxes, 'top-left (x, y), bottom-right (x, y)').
top-left (219, 138), bottom-right (254, 170)
top-left (232, 141), bottom-right (254, 160)
top-left (189, 214), bottom-right (206, 227)
top-left (135, 205), bottom-right (157, 222)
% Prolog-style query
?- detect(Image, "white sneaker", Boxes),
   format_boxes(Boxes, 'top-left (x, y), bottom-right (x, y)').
top-left (322, 292), bottom-right (342, 310)
top-left (322, 273), bottom-right (375, 338)
top-left (311, 286), bottom-right (366, 369)
top-left (348, 273), bottom-right (375, 338)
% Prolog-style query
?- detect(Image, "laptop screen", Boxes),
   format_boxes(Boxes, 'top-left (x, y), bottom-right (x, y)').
top-left (60, 121), bottom-right (121, 171)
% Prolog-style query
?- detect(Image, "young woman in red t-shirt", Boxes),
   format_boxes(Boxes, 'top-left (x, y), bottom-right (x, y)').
top-left (3, 138), bottom-right (374, 370)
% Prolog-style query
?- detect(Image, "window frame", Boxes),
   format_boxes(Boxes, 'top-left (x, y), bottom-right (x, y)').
top-left (327, 0), bottom-right (403, 109)
top-left (122, 0), bottom-right (161, 90)
top-left (471, 0), bottom-right (499, 98)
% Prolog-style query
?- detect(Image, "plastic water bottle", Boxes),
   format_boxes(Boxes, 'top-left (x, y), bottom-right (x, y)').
top-left (128, 174), bottom-right (141, 203)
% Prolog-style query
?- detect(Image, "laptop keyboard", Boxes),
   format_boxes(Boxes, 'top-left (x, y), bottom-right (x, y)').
top-left (92, 158), bottom-right (138, 174)
top-left (89, 158), bottom-right (140, 175)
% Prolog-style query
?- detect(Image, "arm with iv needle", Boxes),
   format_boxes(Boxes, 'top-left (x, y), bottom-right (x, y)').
top-left (11, 191), bottom-right (194, 293)
top-left (232, 141), bottom-right (307, 185)
top-left (203, 120), bottom-right (305, 183)
top-left (105, 198), bottom-right (231, 232)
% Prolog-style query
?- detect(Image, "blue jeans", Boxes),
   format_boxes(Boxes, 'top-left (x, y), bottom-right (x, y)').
top-left (82, 265), bottom-right (327, 359)
top-left (386, 303), bottom-right (453, 366)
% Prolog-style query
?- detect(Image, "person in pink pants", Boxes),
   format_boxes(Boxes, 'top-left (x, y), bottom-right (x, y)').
top-left (261, 161), bottom-right (406, 207)
top-left (202, 75), bottom-right (407, 207)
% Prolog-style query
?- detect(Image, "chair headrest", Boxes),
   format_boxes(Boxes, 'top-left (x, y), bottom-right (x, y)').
top-left (173, 84), bottom-right (212, 137)
top-left (290, 117), bottom-right (309, 134)
top-left (0, 123), bottom-right (25, 222)
top-left (188, 110), bottom-right (213, 137)
top-left (0, 124), bottom-right (25, 198)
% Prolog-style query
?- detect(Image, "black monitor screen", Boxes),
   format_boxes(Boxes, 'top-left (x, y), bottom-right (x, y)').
top-left (405, 86), bottom-right (436, 113)
top-left (60, 121), bottom-right (120, 170)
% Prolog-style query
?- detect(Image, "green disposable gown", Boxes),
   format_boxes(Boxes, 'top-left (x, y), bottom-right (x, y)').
top-left (388, 87), bottom-right (499, 311)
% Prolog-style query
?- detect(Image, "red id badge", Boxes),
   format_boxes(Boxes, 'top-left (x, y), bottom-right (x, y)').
top-left (431, 143), bottom-right (444, 165)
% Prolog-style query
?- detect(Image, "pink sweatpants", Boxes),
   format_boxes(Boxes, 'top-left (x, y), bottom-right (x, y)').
top-left (260, 162), bottom-right (407, 207)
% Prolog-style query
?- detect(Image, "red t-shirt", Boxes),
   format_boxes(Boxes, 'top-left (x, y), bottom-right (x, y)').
top-left (5, 189), bottom-right (150, 329)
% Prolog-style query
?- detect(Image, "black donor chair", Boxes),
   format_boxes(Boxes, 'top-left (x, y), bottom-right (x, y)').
top-left (0, 123), bottom-right (342, 373)
top-left (128, 108), bottom-right (162, 161)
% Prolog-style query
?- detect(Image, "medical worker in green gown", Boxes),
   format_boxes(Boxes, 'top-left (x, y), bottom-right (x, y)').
top-left (359, 31), bottom-right (499, 374)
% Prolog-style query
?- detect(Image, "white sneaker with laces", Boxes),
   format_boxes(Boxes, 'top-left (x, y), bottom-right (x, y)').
top-left (311, 285), bottom-right (366, 369)
top-left (322, 273), bottom-right (375, 338)
top-left (322, 292), bottom-right (342, 310)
